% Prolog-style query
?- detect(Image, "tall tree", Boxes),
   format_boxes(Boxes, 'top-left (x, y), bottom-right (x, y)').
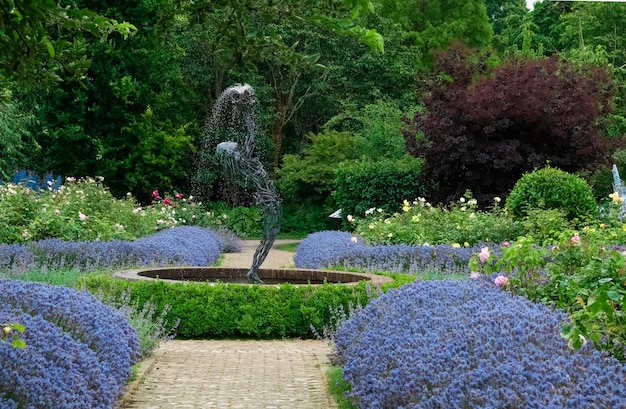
top-left (374, 0), bottom-right (493, 65)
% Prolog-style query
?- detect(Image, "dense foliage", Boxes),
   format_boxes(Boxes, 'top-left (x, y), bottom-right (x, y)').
top-left (333, 157), bottom-right (426, 219)
top-left (334, 279), bottom-right (626, 408)
top-left (0, 280), bottom-right (139, 408)
top-left (405, 44), bottom-right (614, 205)
top-left (470, 231), bottom-right (626, 361)
top-left (506, 166), bottom-right (599, 224)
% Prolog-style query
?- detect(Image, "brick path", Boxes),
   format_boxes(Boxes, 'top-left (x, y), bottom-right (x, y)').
top-left (119, 241), bottom-right (339, 409)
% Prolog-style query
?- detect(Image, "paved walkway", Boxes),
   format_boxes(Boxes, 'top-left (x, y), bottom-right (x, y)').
top-left (119, 240), bottom-right (339, 409)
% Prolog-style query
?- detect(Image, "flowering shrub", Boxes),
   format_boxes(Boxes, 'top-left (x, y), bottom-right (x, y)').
top-left (295, 231), bottom-right (482, 275)
top-left (350, 194), bottom-right (523, 246)
top-left (0, 280), bottom-right (140, 408)
top-left (0, 280), bottom-right (139, 388)
top-left (100, 289), bottom-right (179, 360)
top-left (0, 177), bottom-right (152, 243)
top-left (334, 279), bottom-right (626, 408)
top-left (0, 307), bottom-right (117, 408)
top-left (0, 226), bottom-right (224, 275)
top-left (469, 233), bottom-right (626, 360)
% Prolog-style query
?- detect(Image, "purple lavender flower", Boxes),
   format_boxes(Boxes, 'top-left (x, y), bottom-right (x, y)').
top-left (335, 279), bottom-right (626, 408)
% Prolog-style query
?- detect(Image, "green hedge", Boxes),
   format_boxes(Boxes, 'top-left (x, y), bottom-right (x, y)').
top-left (79, 275), bottom-right (413, 339)
top-left (333, 157), bottom-right (426, 219)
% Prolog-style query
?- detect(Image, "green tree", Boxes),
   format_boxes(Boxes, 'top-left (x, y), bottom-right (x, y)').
top-left (0, 0), bottom-right (136, 85)
top-left (375, 0), bottom-right (493, 66)
top-left (0, 96), bottom-right (35, 180)
top-left (558, 3), bottom-right (626, 68)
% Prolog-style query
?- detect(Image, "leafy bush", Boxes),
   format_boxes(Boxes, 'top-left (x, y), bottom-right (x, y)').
top-left (334, 279), bottom-right (626, 408)
top-left (323, 100), bottom-right (408, 160)
top-left (469, 233), bottom-right (626, 360)
top-left (0, 280), bottom-right (140, 408)
top-left (351, 194), bottom-right (524, 246)
top-left (0, 177), bottom-right (152, 243)
top-left (294, 231), bottom-right (480, 275)
top-left (506, 166), bottom-right (599, 225)
top-left (100, 290), bottom-right (179, 360)
top-left (333, 156), bottom-right (426, 219)
top-left (0, 226), bottom-right (224, 275)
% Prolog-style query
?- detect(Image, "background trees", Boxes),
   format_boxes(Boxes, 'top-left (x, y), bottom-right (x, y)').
top-left (2, 0), bottom-right (626, 231)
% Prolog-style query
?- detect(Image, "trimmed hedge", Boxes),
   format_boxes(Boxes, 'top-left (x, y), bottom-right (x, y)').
top-left (79, 274), bottom-right (412, 339)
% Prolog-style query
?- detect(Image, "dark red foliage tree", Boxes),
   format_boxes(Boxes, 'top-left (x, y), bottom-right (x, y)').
top-left (404, 44), bottom-right (616, 205)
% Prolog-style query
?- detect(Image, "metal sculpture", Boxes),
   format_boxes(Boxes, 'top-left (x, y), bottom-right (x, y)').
top-left (213, 84), bottom-right (282, 283)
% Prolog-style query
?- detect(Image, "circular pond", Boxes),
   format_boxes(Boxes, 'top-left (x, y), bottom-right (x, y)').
top-left (114, 267), bottom-right (393, 286)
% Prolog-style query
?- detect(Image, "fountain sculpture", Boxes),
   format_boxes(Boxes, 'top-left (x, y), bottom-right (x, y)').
top-left (210, 84), bottom-right (281, 283)
top-left (115, 84), bottom-right (391, 287)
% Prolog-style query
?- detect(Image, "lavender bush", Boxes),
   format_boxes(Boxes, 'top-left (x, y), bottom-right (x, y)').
top-left (0, 280), bottom-right (140, 394)
top-left (334, 279), bottom-right (626, 409)
top-left (295, 231), bottom-right (483, 275)
top-left (0, 226), bottom-right (224, 275)
top-left (0, 307), bottom-right (117, 408)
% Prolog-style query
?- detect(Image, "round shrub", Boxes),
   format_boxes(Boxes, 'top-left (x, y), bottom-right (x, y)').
top-left (506, 166), bottom-right (598, 224)
top-left (334, 279), bottom-right (626, 408)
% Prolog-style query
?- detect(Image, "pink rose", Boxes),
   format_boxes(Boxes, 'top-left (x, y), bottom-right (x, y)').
top-left (494, 275), bottom-right (508, 286)
top-left (571, 235), bottom-right (581, 244)
top-left (163, 198), bottom-right (171, 206)
top-left (502, 241), bottom-right (510, 247)
top-left (175, 193), bottom-right (183, 199)
top-left (152, 189), bottom-right (160, 199)
top-left (479, 247), bottom-right (490, 263)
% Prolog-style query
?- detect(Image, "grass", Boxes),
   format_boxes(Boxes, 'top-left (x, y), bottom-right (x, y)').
top-left (274, 242), bottom-right (299, 252)
top-left (0, 268), bottom-right (91, 287)
top-left (327, 366), bottom-right (357, 409)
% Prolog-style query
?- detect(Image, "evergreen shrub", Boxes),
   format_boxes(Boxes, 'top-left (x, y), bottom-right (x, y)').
top-left (333, 157), bottom-right (426, 219)
top-left (506, 167), bottom-right (598, 225)
top-left (79, 274), bottom-right (407, 339)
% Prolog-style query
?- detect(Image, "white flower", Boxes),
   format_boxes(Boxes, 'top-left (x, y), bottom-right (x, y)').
top-left (468, 199), bottom-right (477, 206)
top-left (347, 215), bottom-right (355, 222)
top-left (78, 212), bottom-right (88, 221)
top-left (494, 197), bottom-right (501, 203)
top-left (351, 237), bottom-right (358, 243)
top-left (132, 208), bottom-right (140, 214)
top-left (459, 197), bottom-right (466, 203)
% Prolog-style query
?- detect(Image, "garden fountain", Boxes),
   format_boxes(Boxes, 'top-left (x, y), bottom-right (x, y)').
top-left (116, 84), bottom-right (390, 286)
